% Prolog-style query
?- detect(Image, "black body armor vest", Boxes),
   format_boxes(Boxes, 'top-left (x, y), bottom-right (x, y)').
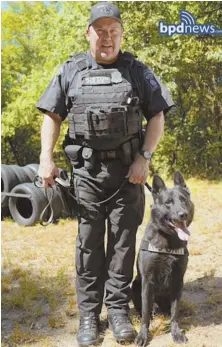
top-left (67, 52), bottom-right (143, 150)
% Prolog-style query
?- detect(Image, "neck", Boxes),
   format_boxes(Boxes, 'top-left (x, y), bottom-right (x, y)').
top-left (90, 50), bottom-right (119, 64)
top-left (146, 222), bottom-right (187, 250)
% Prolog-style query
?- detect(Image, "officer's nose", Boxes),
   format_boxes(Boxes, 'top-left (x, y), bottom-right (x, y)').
top-left (178, 211), bottom-right (188, 220)
top-left (103, 30), bottom-right (112, 40)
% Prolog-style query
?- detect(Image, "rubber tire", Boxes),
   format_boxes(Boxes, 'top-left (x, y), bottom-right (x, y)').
top-left (10, 165), bottom-right (32, 184)
top-left (1, 206), bottom-right (11, 218)
top-left (25, 164), bottom-right (39, 174)
top-left (1, 165), bottom-right (20, 208)
top-left (22, 166), bottom-right (38, 182)
top-left (8, 183), bottom-right (49, 226)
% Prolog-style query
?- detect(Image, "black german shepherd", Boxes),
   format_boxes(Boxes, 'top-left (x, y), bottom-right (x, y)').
top-left (132, 171), bottom-right (194, 346)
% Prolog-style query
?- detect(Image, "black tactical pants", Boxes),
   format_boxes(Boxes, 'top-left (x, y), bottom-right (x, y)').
top-left (73, 159), bottom-right (145, 315)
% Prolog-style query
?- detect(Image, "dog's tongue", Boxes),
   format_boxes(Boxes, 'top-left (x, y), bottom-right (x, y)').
top-left (175, 222), bottom-right (190, 241)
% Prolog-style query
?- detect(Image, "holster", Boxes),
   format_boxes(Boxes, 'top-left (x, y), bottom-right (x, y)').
top-left (64, 145), bottom-right (82, 167)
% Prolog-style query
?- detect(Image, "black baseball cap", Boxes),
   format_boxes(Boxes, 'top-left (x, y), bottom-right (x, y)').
top-left (88, 2), bottom-right (122, 26)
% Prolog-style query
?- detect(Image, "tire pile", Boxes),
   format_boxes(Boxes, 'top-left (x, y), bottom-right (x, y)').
top-left (1, 164), bottom-right (74, 226)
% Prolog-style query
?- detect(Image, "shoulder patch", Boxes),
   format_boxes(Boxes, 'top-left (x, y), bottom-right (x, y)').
top-left (144, 69), bottom-right (160, 91)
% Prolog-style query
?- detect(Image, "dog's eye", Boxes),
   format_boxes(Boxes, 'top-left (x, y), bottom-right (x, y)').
top-left (165, 199), bottom-right (173, 205)
top-left (179, 196), bottom-right (186, 202)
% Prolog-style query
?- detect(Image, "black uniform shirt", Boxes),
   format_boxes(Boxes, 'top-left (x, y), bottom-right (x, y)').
top-left (36, 50), bottom-right (175, 121)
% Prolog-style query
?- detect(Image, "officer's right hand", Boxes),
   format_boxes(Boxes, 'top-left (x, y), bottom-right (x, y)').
top-left (38, 158), bottom-right (59, 188)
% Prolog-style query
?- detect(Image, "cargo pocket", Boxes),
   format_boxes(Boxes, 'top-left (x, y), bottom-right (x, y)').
top-left (73, 178), bottom-right (100, 220)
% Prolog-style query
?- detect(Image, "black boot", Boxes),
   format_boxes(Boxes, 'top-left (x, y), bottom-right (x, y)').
top-left (108, 311), bottom-right (135, 342)
top-left (76, 313), bottom-right (100, 346)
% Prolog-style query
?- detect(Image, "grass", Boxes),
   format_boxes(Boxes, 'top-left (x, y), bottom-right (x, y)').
top-left (1, 178), bottom-right (222, 346)
top-left (5, 322), bottom-right (50, 346)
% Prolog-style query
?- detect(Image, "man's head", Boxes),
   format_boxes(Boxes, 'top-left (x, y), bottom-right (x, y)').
top-left (86, 2), bottom-right (123, 64)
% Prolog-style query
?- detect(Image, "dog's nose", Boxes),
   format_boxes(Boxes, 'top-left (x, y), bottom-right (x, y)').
top-left (178, 211), bottom-right (188, 220)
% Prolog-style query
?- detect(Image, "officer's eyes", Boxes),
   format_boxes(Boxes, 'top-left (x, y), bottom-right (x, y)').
top-left (96, 29), bottom-right (104, 35)
top-left (95, 28), bottom-right (121, 36)
top-left (110, 29), bottom-right (120, 35)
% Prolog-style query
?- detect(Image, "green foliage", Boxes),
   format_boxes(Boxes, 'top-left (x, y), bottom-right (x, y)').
top-left (1, 1), bottom-right (222, 178)
top-left (1, 1), bottom-right (90, 164)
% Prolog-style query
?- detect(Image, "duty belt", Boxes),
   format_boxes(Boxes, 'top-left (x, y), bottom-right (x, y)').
top-left (96, 149), bottom-right (122, 161)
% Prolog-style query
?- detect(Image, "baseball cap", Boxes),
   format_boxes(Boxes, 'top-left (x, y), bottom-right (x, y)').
top-left (88, 2), bottom-right (122, 26)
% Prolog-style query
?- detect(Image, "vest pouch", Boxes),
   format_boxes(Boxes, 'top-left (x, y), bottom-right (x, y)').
top-left (110, 106), bottom-right (128, 136)
top-left (64, 145), bottom-right (82, 167)
top-left (82, 147), bottom-right (95, 170)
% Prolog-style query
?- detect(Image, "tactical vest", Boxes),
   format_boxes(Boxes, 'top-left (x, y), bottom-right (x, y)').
top-left (67, 52), bottom-right (143, 150)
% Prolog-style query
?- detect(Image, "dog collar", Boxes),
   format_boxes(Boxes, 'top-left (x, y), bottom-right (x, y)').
top-left (141, 241), bottom-right (185, 255)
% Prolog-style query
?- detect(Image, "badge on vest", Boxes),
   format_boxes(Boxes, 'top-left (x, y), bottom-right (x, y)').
top-left (82, 70), bottom-right (123, 85)
top-left (144, 69), bottom-right (160, 91)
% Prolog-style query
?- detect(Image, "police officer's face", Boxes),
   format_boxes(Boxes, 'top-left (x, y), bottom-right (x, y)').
top-left (86, 18), bottom-right (123, 64)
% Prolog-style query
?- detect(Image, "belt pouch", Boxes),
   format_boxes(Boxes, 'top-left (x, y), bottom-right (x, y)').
top-left (82, 147), bottom-right (95, 170)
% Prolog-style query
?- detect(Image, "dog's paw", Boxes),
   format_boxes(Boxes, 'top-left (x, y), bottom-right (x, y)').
top-left (172, 331), bottom-right (188, 344)
top-left (135, 329), bottom-right (151, 346)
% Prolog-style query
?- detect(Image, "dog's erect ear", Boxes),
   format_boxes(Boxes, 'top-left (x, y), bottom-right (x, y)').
top-left (174, 171), bottom-right (186, 187)
top-left (152, 175), bottom-right (166, 195)
top-left (174, 171), bottom-right (190, 194)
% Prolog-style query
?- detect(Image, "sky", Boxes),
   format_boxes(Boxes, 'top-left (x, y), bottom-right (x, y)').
top-left (1, 1), bottom-right (51, 9)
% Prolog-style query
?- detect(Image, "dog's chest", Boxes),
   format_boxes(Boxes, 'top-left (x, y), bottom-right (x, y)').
top-left (154, 255), bottom-right (178, 292)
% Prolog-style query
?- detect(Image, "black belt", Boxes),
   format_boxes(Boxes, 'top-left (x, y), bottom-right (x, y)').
top-left (96, 149), bottom-right (122, 161)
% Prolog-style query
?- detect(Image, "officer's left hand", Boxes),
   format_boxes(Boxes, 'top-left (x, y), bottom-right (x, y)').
top-left (125, 155), bottom-right (150, 184)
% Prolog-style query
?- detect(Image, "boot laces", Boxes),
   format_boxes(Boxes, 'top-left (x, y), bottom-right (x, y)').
top-left (112, 312), bottom-right (129, 326)
top-left (79, 316), bottom-right (98, 332)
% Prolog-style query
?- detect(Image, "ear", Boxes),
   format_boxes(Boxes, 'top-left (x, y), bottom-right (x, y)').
top-left (152, 175), bottom-right (166, 195)
top-left (174, 171), bottom-right (190, 194)
top-left (85, 27), bottom-right (90, 41)
top-left (174, 171), bottom-right (186, 187)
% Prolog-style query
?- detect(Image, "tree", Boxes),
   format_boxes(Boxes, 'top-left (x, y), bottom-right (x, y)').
top-left (2, 1), bottom-right (221, 178)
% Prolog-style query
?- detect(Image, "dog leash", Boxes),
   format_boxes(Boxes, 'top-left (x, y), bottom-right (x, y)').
top-left (69, 179), bottom-right (152, 206)
top-left (145, 182), bottom-right (152, 192)
top-left (34, 176), bottom-right (70, 226)
top-left (35, 176), bottom-right (152, 225)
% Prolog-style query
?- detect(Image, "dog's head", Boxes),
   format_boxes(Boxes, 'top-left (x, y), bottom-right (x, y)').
top-left (151, 171), bottom-right (194, 242)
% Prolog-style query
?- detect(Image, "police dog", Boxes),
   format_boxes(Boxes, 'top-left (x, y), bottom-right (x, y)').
top-left (132, 171), bottom-right (194, 346)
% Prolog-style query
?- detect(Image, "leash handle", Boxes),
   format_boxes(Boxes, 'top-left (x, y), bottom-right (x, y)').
top-left (39, 188), bottom-right (55, 226)
top-left (34, 175), bottom-right (56, 226)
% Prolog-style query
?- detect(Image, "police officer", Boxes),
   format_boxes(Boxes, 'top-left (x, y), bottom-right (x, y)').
top-left (36, 2), bottom-right (174, 345)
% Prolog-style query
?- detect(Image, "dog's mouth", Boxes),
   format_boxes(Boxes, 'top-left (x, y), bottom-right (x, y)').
top-left (167, 220), bottom-right (190, 241)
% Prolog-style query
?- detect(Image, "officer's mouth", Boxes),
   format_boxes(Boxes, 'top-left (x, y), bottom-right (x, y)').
top-left (101, 45), bottom-right (113, 50)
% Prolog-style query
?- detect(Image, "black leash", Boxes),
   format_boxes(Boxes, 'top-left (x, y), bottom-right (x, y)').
top-left (34, 176), bottom-right (69, 226)
top-left (34, 175), bottom-right (152, 226)
top-left (145, 182), bottom-right (152, 192)
top-left (68, 179), bottom-right (152, 206)
top-left (34, 176), bottom-right (56, 226)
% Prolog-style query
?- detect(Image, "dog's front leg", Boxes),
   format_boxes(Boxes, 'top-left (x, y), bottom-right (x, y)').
top-left (171, 296), bottom-right (188, 344)
top-left (135, 276), bottom-right (153, 346)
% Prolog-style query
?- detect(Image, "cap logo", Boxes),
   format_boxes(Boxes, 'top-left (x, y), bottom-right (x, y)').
top-left (100, 5), bottom-right (113, 15)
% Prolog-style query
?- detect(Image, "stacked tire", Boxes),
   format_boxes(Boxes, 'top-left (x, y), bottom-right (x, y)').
top-left (1, 164), bottom-right (70, 226)
top-left (1, 164), bottom-right (39, 209)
